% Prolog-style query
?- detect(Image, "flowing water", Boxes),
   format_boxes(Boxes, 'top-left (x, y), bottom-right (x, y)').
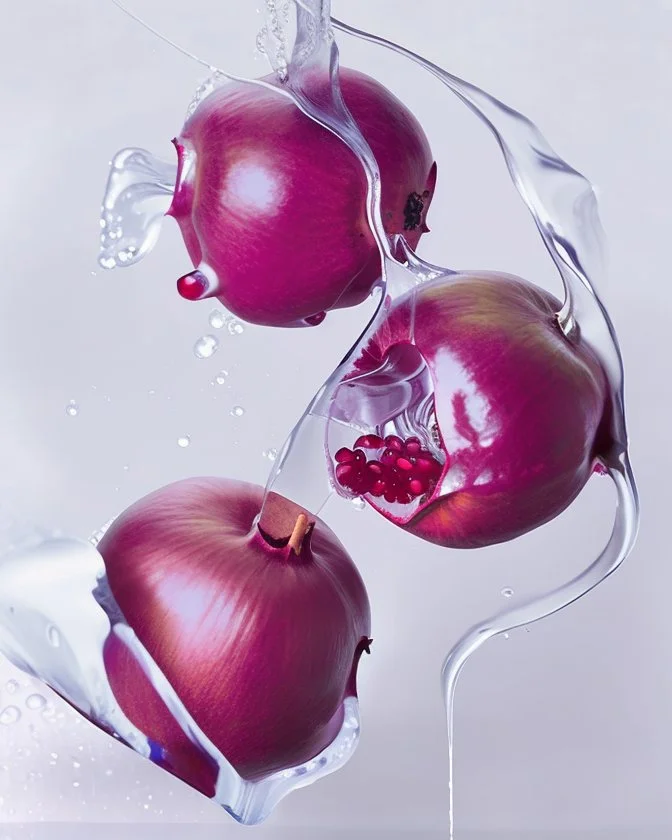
top-left (1, 0), bottom-right (639, 833)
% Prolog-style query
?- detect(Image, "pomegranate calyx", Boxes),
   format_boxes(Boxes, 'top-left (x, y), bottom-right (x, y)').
top-left (403, 191), bottom-right (427, 231)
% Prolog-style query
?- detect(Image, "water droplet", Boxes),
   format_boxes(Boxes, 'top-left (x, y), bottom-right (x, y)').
top-left (177, 436), bottom-right (191, 448)
top-left (263, 448), bottom-right (278, 462)
top-left (193, 335), bottom-right (219, 359)
top-left (65, 400), bottom-right (79, 417)
top-left (501, 587), bottom-right (514, 598)
top-left (73, 761), bottom-right (81, 769)
top-left (72, 781), bottom-right (80, 788)
top-left (214, 370), bottom-right (229, 386)
top-left (231, 406), bottom-right (245, 418)
top-left (25, 694), bottom-right (46, 711)
top-left (46, 625), bottom-right (60, 647)
top-left (0, 706), bottom-right (21, 725)
top-left (351, 497), bottom-right (366, 511)
top-left (208, 309), bottom-right (227, 329)
top-left (227, 320), bottom-right (244, 336)
top-left (503, 632), bottom-right (510, 640)
top-left (5, 680), bottom-right (18, 694)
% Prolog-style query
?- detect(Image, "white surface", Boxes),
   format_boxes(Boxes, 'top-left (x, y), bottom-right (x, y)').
top-left (0, 0), bottom-right (671, 834)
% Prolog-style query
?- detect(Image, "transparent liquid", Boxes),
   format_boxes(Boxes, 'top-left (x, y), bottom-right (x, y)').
top-left (0, 0), bottom-right (639, 832)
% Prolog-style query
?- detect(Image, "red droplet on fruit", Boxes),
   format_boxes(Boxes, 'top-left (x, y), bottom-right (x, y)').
top-left (303, 311), bottom-right (327, 327)
top-left (335, 448), bottom-right (356, 464)
top-left (353, 449), bottom-right (366, 465)
top-left (177, 270), bottom-right (209, 301)
top-left (396, 457), bottom-right (413, 472)
top-left (384, 435), bottom-right (404, 452)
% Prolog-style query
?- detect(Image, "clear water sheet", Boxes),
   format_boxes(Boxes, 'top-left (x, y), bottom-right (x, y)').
top-left (1, 0), bottom-right (639, 832)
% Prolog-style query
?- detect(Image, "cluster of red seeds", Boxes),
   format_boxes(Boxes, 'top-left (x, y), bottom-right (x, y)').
top-left (334, 434), bottom-right (444, 505)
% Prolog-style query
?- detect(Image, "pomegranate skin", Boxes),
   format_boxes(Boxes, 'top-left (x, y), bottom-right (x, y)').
top-left (97, 478), bottom-right (371, 795)
top-left (347, 272), bottom-right (610, 549)
top-left (168, 68), bottom-right (437, 327)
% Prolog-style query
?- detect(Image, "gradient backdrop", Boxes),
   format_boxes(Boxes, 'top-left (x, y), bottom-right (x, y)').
top-left (0, 1), bottom-right (670, 837)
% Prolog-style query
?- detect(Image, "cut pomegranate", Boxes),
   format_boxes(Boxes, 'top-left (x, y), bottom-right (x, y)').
top-left (334, 433), bottom-right (445, 505)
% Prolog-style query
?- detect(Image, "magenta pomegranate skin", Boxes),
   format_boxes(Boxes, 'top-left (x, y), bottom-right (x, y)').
top-left (97, 478), bottom-right (371, 795)
top-left (168, 67), bottom-right (437, 327)
top-left (337, 272), bottom-right (610, 549)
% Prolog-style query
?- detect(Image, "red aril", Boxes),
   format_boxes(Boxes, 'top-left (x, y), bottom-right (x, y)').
top-left (97, 478), bottom-right (371, 795)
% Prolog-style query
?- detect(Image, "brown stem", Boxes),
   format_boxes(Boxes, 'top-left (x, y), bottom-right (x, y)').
top-left (287, 514), bottom-right (311, 556)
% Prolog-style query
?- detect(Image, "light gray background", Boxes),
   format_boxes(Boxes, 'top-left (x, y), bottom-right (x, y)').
top-left (0, 0), bottom-right (670, 836)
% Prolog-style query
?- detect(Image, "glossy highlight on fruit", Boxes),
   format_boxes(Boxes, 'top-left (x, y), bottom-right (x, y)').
top-left (168, 68), bottom-right (437, 327)
top-left (97, 477), bottom-right (371, 795)
top-left (332, 271), bottom-right (611, 549)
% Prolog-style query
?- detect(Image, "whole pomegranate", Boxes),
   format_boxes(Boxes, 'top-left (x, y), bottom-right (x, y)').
top-left (332, 271), bottom-right (611, 548)
top-left (97, 478), bottom-right (371, 795)
top-left (168, 68), bottom-right (437, 327)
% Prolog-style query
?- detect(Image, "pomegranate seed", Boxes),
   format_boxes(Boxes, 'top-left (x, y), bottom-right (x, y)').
top-left (354, 434), bottom-right (384, 450)
top-left (381, 449), bottom-right (398, 466)
top-left (177, 270), bottom-right (208, 301)
top-left (353, 449), bottom-right (366, 465)
top-left (405, 439), bottom-right (422, 456)
top-left (335, 463), bottom-right (356, 485)
top-left (336, 431), bottom-right (446, 506)
top-left (409, 478), bottom-right (426, 496)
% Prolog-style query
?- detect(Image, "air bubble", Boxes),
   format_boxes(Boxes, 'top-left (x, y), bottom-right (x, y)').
top-left (193, 335), bottom-right (219, 359)
top-left (0, 706), bottom-right (21, 725)
top-left (208, 310), bottom-right (227, 329)
top-left (65, 400), bottom-right (79, 417)
top-left (25, 694), bottom-right (46, 710)
top-left (214, 371), bottom-right (229, 385)
top-left (351, 497), bottom-right (366, 511)
top-left (227, 320), bottom-right (245, 336)
top-left (501, 587), bottom-right (514, 598)
top-left (263, 448), bottom-right (278, 461)
top-left (177, 436), bottom-right (191, 448)
top-left (231, 406), bottom-right (245, 417)
top-left (5, 680), bottom-right (18, 694)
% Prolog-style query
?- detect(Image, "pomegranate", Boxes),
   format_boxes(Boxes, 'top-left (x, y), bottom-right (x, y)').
top-left (97, 478), bottom-right (371, 795)
top-left (331, 271), bottom-right (611, 548)
top-left (168, 68), bottom-right (437, 327)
